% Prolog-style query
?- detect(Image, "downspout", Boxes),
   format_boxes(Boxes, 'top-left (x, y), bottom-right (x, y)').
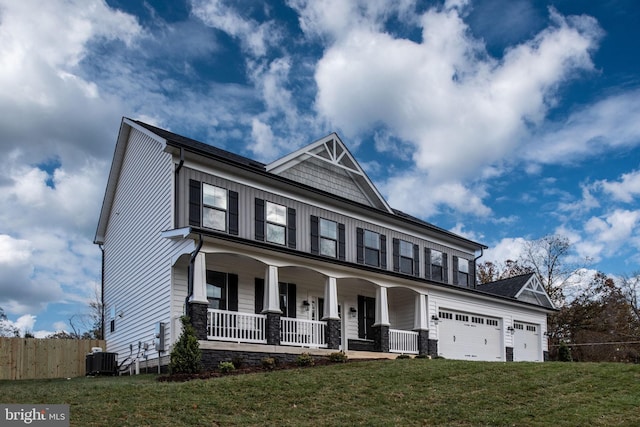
top-left (174, 147), bottom-right (185, 228)
top-left (473, 247), bottom-right (484, 289)
top-left (98, 244), bottom-right (105, 341)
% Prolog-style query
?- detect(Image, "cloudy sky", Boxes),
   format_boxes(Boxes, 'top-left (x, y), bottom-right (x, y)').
top-left (1, 0), bottom-right (639, 336)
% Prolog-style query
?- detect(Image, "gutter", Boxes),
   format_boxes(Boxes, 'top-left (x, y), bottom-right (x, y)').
top-left (174, 147), bottom-right (184, 228)
top-left (99, 244), bottom-right (105, 340)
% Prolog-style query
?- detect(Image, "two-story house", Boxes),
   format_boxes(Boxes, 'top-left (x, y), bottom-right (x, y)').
top-left (94, 118), bottom-right (554, 370)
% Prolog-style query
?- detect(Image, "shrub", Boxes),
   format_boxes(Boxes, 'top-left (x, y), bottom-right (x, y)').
top-left (329, 351), bottom-right (348, 363)
top-left (415, 354), bottom-right (429, 359)
top-left (396, 354), bottom-right (411, 359)
top-left (558, 341), bottom-right (573, 362)
top-left (218, 361), bottom-right (235, 374)
top-left (262, 357), bottom-right (277, 370)
top-left (296, 352), bottom-right (314, 367)
top-left (231, 356), bottom-right (245, 369)
top-left (169, 316), bottom-right (202, 374)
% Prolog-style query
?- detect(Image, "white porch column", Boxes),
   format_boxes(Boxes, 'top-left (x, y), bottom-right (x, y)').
top-left (322, 276), bottom-right (340, 320)
top-left (189, 252), bottom-right (208, 304)
top-left (413, 293), bottom-right (428, 330)
top-left (262, 265), bottom-right (282, 313)
top-left (373, 286), bottom-right (390, 326)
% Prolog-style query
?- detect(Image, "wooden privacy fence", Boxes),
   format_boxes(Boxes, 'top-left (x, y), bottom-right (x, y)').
top-left (0, 338), bottom-right (106, 380)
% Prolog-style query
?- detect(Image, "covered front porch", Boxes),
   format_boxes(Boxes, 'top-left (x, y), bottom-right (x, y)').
top-left (183, 250), bottom-right (437, 356)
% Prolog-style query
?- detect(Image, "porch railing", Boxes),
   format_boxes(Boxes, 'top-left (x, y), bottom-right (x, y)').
top-left (207, 309), bottom-right (267, 344)
top-left (280, 317), bottom-right (327, 348)
top-left (389, 329), bottom-right (419, 354)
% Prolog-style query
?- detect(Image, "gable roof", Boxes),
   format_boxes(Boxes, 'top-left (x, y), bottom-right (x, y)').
top-left (477, 273), bottom-right (555, 309)
top-left (266, 133), bottom-right (394, 213)
top-left (95, 118), bottom-right (487, 251)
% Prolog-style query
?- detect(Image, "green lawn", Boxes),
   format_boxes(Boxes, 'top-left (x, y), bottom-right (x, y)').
top-left (1, 359), bottom-right (639, 426)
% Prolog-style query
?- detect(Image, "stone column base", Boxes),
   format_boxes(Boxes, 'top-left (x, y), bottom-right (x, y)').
top-left (506, 346), bottom-right (514, 362)
top-left (326, 319), bottom-right (341, 349)
top-left (187, 302), bottom-right (209, 340)
top-left (417, 330), bottom-right (429, 355)
top-left (265, 312), bottom-right (281, 346)
top-left (373, 325), bottom-right (390, 353)
top-left (427, 339), bottom-right (438, 358)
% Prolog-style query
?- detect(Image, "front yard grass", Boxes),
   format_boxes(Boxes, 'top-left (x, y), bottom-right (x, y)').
top-left (1, 359), bottom-right (639, 426)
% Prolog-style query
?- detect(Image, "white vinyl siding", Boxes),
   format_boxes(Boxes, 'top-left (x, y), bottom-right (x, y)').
top-left (102, 128), bottom-right (175, 360)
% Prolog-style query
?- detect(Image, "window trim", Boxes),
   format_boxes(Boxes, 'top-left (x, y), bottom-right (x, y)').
top-left (202, 183), bottom-right (228, 232)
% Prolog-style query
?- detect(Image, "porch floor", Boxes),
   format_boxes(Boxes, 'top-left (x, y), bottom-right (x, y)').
top-left (198, 340), bottom-right (399, 360)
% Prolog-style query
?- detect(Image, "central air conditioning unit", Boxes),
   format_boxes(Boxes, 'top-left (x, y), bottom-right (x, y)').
top-left (86, 351), bottom-right (118, 376)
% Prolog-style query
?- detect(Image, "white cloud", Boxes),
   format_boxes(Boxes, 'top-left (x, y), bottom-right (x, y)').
top-left (599, 169), bottom-right (640, 203)
top-left (482, 237), bottom-right (528, 264)
top-left (306, 3), bottom-right (601, 217)
top-left (584, 209), bottom-right (640, 255)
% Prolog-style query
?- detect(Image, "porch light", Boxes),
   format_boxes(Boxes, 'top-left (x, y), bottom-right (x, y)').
top-left (302, 300), bottom-right (310, 311)
top-left (431, 315), bottom-right (439, 325)
top-left (507, 326), bottom-right (515, 335)
top-left (349, 307), bottom-right (357, 318)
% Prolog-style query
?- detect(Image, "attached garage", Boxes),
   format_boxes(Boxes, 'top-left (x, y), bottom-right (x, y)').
top-left (513, 321), bottom-right (541, 362)
top-left (437, 309), bottom-right (503, 361)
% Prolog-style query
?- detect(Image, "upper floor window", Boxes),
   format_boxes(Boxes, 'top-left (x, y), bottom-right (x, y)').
top-left (400, 240), bottom-right (414, 274)
top-left (431, 250), bottom-right (444, 281)
top-left (255, 198), bottom-right (296, 248)
top-left (357, 228), bottom-right (387, 269)
top-left (266, 201), bottom-right (287, 245)
top-left (203, 184), bottom-right (227, 231)
top-left (320, 218), bottom-right (338, 257)
top-left (458, 259), bottom-right (469, 286)
top-left (189, 179), bottom-right (238, 235)
top-left (364, 230), bottom-right (380, 266)
top-left (310, 216), bottom-right (345, 260)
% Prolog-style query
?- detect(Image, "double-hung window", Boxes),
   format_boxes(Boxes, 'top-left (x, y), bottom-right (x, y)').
top-left (364, 230), bottom-right (381, 267)
top-left (206, 271), bottom-right (238, 311)
top-left (399, 240), bottom-right (414, 275)
top-left (202, 184), bottom-right (227, 231)
top-left (458, 259), bottom-right (469, 286)
top-left (266, 201), bottom-right (287, 245)
top-left (320, 218), bottom-right (338, 257)
top-left (431, 250), bottom-right (444, 281)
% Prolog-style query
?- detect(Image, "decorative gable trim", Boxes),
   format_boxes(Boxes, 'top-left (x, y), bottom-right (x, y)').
top-left (266, 133), bottom-right (393, 213)
top-left (515, 275), bottom-right (555, 308)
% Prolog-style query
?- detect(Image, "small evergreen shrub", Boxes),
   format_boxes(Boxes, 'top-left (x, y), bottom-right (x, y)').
top-left (169, 316), bottom-right (202, 374)
top-left (415, 354), bottom-right (429, 359)
top-left (218, 361), bottom-right (235, 374)
top-left (396, 354), bottom-right (411, 359)
top-left (558, 341), bottom-right (573, 362)
top-left (262, 357), bottom-right (276, 370)
top-left (296, 352), bottom-right (314, 367)
top-left (329, 351), bottom-right (348, 363)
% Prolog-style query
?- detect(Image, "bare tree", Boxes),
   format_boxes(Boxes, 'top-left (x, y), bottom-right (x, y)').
top-left (477, 259), bottom-right (534, 284)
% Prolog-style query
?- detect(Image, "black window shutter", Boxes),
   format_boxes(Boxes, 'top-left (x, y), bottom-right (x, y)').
top-left (356, 228), bottom-right (364, 264)
top-left (227, 274), bottom-right (239, 312)
top-left (254, 278), bottom-right (264, 314)
top-left (255, 198), bottom-right (265, 241)
top-left (357, 295), bottom-right (365, 339)
top-left (392, 238), bottom-right (400, 272)
top-left (287, 208), bottom-right (296, 249)
top-left (228, 191), bottom-right (239, 235)
top-left (443, 253), bottom-right (448, 283)
top-left (413, 244), bottom-right (420, 277)
top-left (468, 260), bottom-right (475, 287)
top-left (380, 235), bottom-right (387, 269)
top-left (287, 283), bottom-right (297, 318)
top-left (338, 223), bottom-right (346, 261)
top-left (310, 215), bottom-right (319, 255)
top-left (425, 248), bottom-right (432, 279)
top-left (188, 179), bottom-right (201, 226)
top-left (452, 256), bottom-right (459, 285)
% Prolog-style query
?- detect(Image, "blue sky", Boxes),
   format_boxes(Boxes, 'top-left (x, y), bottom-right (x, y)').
top-left (0, 0), bottom-right (639, 336)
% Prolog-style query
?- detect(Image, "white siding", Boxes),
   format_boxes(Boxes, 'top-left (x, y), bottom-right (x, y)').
top-left (103, 129), bottom-right (175, 364)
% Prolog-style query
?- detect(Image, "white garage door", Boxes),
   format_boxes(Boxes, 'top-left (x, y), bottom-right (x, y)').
top-left (513, 322), bottom-right (541, 362)
top-left (437, 310), bottom-right (503, 361)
